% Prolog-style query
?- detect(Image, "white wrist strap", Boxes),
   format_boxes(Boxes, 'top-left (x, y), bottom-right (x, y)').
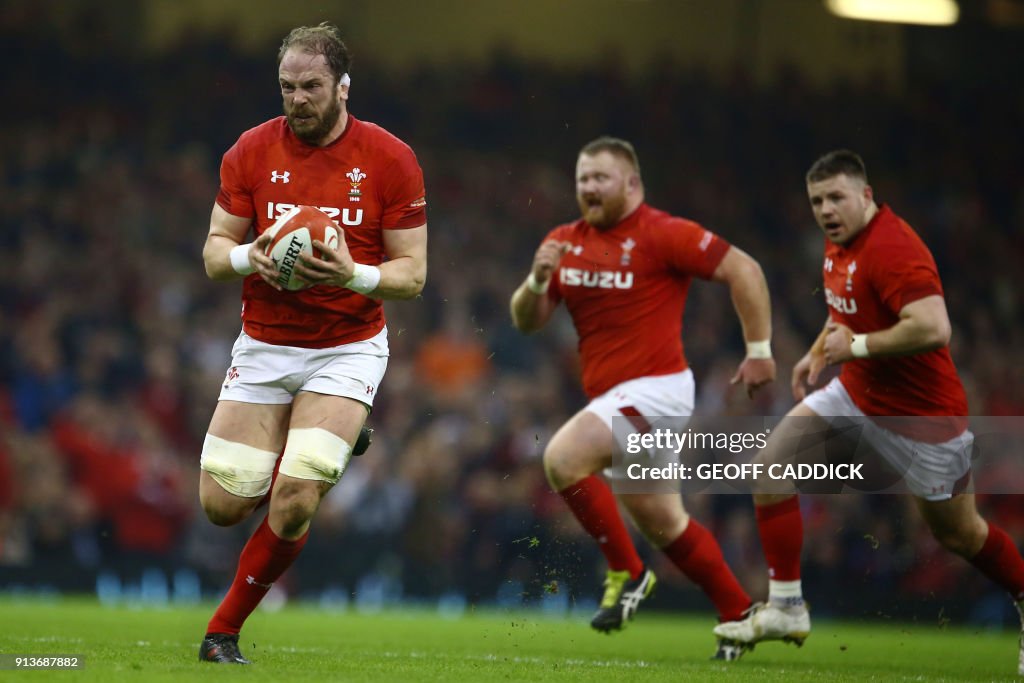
top-left (526, 272), bottom-right (550, 295)
top-left (345, 263), bottom-right (381, 294)
top-left (229, 243), bottom-right (255, 275)
top-left (850, 334), bottom-right (870, 358)
top-left (746, 339), bottom-right (772, 359)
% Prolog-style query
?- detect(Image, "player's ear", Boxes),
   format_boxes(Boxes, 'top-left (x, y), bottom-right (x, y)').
top-left (863, 183), bottom-right (873, 202)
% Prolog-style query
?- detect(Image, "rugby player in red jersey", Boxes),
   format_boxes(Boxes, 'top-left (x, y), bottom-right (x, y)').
top-left (511, 136), bottom-right (776, 660)
top-left (713, 150), bottom-right (1024, 675)
top-left (197, 24), bottom-right (427, 664)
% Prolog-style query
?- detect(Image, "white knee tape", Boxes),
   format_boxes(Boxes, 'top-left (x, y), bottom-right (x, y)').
top-left (200, 434), bottom-right (279, 498)
top-left (278, 428), bottom-right (353, 485)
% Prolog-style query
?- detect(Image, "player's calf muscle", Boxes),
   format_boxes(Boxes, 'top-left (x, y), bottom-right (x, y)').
top-left (269, 479), bottom-right (322, 526)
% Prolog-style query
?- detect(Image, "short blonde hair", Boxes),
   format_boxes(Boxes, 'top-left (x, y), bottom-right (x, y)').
top-left (278, 23), bottom-right (351, 86)
top-left (580, 136), bottom-right (641, 179)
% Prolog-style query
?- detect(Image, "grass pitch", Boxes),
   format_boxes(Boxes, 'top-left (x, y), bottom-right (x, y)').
top-left (0, 598), bottom-right (1017, 681)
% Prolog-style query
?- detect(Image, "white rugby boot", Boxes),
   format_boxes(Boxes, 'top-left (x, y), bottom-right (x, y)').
top-left (712, 601), bottom-right (811, 647)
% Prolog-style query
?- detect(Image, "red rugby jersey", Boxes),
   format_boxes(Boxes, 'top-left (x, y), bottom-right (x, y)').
top-left (821, 204), bottom-right (967, 439)
top-left (216, 115), bottom-right (426, 347)
top-left (544, 203), bottom-right (730, 399)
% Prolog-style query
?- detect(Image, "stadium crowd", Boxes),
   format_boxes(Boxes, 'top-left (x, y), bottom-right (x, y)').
top-left (1, 18), bottom-right (1022, 625)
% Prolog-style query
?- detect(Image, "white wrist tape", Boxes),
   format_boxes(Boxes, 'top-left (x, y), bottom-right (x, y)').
top-left (850, 334), bottom-right (870, 358)
top-left (526, 272), bottom-right (550, 295)
top-left (229, 243), bottom-right (255, 275)
top-left (746, 340), bottom-right (772, 359)
top-left (345, 263), bottom-right (381, 294)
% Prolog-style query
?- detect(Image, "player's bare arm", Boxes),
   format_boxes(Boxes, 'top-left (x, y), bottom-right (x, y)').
top-left (295, 224), bottom-right (427, 299)
top-left (202, 203), bottom-right (282, 290)
top-left (510, 240), bottom-right (571, 333)
top-left (710, 246), bottom-right (776, 397)
top-left (822, 294), bottom-right (951, 365)
top-left (792, 319), bottom-right (830, 401)
top-left (376, 224), bottom-right (427, 298)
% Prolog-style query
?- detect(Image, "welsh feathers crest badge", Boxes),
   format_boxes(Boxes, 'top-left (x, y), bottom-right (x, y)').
top-left (347, 167), bottom-right (366, 202)
top-left (620, 238), bottom-right (636, 266)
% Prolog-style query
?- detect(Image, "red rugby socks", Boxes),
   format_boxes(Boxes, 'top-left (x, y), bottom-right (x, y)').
top-left (970, 523), bottom-right (1024, 601)
top-left (662, 519), bottom-right (751, 622)
top-left (558, 475), bottom-right (644, 579)
top-left (755, 496), bottom-right (804, 582)
top-left (206, 516), bottom-right (308, 635)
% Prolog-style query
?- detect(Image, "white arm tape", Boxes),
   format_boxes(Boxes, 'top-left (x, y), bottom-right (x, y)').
top-left (526, 272), bottom-right (550, 295)
top-left (746, 339), bottom-right (772, 359)
top-left (850, 334), bottom-right (870, 358)
top-left (229, 243), bottom-right (255, 275)
top-left (345, 263), bottom-right (381, 294)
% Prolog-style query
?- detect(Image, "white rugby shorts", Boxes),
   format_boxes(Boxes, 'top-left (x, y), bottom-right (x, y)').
top-left (218, 326), bottom-right (389, 407)
top-left (585, 370), bottom-right (695, 480)
top-left (803, 377), bottom-right (972, 500)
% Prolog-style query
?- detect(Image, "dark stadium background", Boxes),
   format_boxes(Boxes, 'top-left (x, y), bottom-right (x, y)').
top-left (1, 0), bottom-right (1021, 628)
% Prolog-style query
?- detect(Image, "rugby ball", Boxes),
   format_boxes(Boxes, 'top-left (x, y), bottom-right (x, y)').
top-left (263, 205), bottom-right (341, 291)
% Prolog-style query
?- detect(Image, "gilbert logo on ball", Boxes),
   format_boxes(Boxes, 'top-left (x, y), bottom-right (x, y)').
top-left (263, 205), bottom-right (340, 291)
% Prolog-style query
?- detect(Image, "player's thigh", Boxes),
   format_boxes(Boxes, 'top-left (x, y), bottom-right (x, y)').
top-left (754, 401), bottom-right (833, 467)
top-left (275, 391), bottom-right (369, 491)
top-left (200, 400), bottom-right (292, 509)
top-left (545, 409), bottom-right (615, 478)
top-left (750, 401), bottom-right (833, 499)
top-left (207, 399), bottom-right (292, 448)
top-left (289, 391), bottom-right (368, 444)
top-left (275, 327), bottom-right (386, 490)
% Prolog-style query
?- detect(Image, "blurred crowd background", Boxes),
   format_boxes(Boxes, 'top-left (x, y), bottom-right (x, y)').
top-left (1, 0), bottom-right (1022, 628)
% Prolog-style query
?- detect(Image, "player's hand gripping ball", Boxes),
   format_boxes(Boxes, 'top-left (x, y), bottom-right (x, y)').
top-left (263, 205), bottom-right (341, 291)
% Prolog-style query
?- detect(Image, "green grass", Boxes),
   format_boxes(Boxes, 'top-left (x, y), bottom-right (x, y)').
top-left (0, 598), bottom-right (1017, 681)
